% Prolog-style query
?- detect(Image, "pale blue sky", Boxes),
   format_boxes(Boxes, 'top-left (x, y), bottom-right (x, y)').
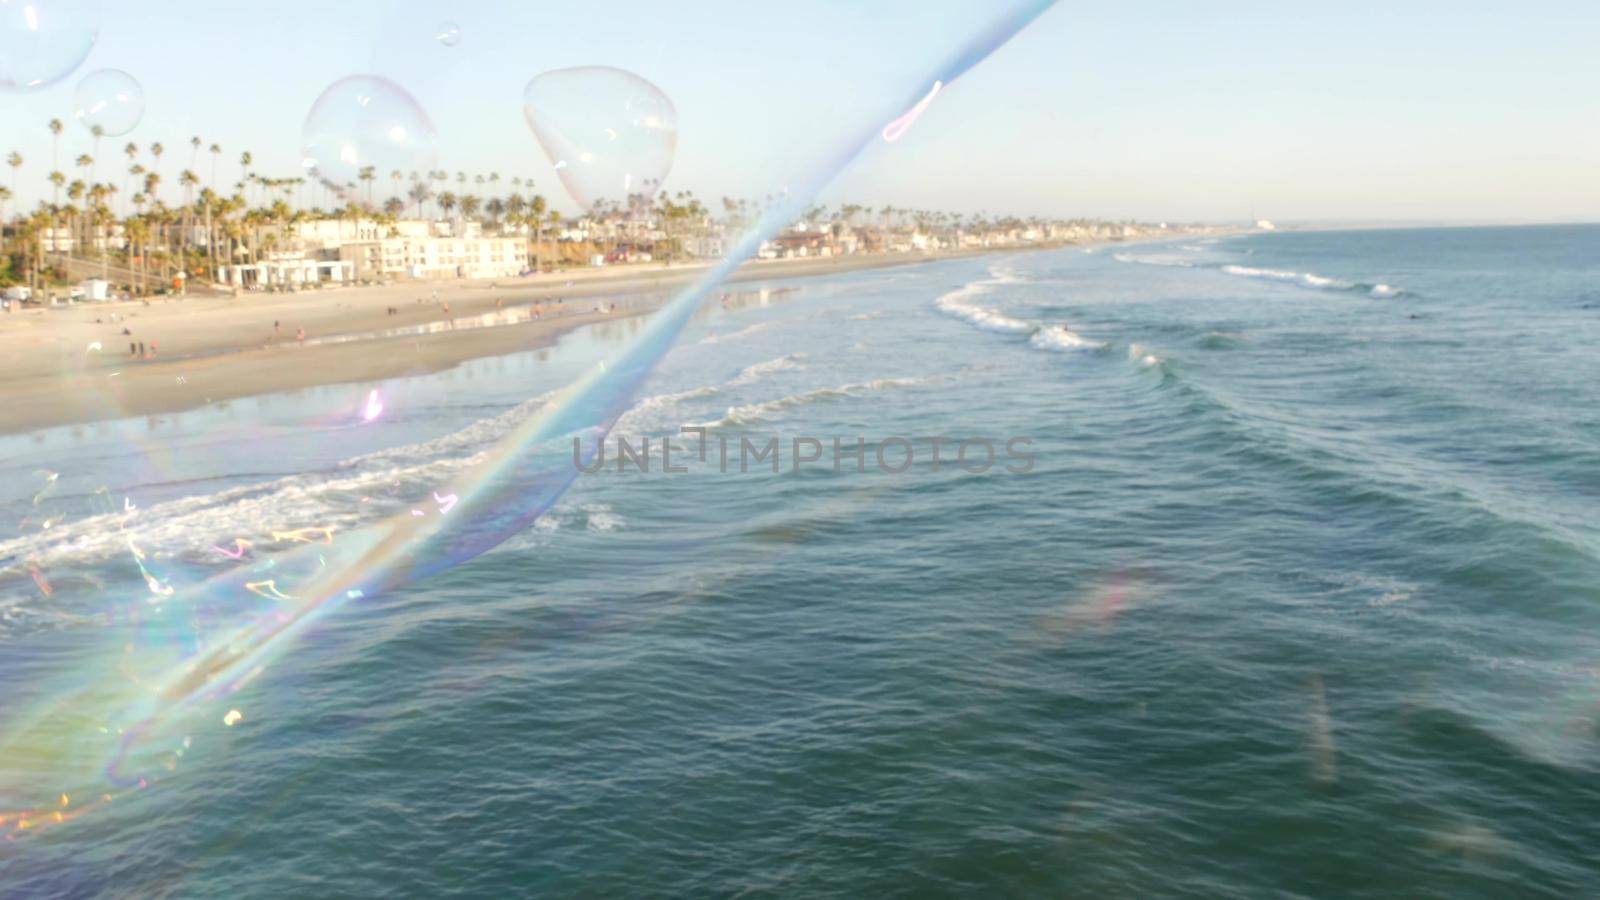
top-left (2, 0), bottom-right (1597, 222)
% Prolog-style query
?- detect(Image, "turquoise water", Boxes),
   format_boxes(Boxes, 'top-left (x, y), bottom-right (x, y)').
top-left (2, 225), bottom-right (1598, 895)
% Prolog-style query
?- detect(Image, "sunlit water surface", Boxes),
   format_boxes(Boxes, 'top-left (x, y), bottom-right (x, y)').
top-left (2, 226), bottom-right (1598, 896)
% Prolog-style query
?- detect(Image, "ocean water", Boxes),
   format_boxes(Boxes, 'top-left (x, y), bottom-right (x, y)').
top-left (2, 225), bottom-right (1598, 896)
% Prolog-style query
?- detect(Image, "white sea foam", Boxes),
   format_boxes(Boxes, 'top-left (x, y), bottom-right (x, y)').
top-left (934, 281), bottom-right (1034, 334)
top-left (701, 321), bottom-right (773, 344)
top-left (1113, 252), bottom-right (1193, 268)
top-left (935, 271), bottom-right (1113, 356)
top-left (1127, 343), bottom-right (1164, 367)
top-left (729, 354), bottom-right (806, 386)
top-left (1220, 264), bottom-right (1402, 296)
top-left (1029, 325), bottom-right (1103, 353)
top-left (0, 354), bottom-right (817, 573)
top-left (687, 377), bottom-right (934, 430)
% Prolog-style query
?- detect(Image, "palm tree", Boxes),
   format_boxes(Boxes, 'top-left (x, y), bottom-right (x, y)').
top-left (459, 195), bottom-right (480, 220)
top-left (89, 125), bottom-right (105, 180)
top-left (390, 169), bottom-right (402, 203)
top-left (48, 170), bottom-right (65, 208)
top-left (438, 191), bottom-right (457, 218)
top-left (66, 179), bottom-right (85, 253)
top-left (5, 151), bottom-right (20, 201)
top-left (124, 216), bottom-right (150, 295)
top-left (529, 195), bottom-right (549, 261)
top-left (190, 136), bottom-right (202, 169)
top-left (239, 151), bottom-right (252, 203)
top-left (149, 142), bottom-right (164, 204)
top-left (358, 165), bottom-right (376, 208)
top-left (407, 181), bottom-right (431, 219)
top-left (179, 170), bottom-right (200, 276)
top-left (209, 143), bottom-right (222, 189)
top-left (48, 118), bottom-right (62, 174)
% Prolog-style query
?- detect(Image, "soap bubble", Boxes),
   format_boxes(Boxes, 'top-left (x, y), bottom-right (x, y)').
top-left (72, 68), bottom-right (144, 136)
top-left (434, 21), bottom-right (460, 47)
top-left (301, 75), bottom-right (438, 205)
top-left (522, 66), bottom-right (677, 211)
top-left (0, 0), bottom-right (101, 92)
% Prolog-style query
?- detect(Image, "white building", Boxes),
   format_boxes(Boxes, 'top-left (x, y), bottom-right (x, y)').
top-left (341, 236), bottom-right (529, 281)
top-left (295, 218), bottom-right (432, 246)
top-left (217, 255), bottom-right (355, 288)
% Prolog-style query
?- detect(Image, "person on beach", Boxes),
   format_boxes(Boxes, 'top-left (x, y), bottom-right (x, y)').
top-left (296, 327), bottom-right (305, 342)
top-left (138, 341), bottom-right (146, 358)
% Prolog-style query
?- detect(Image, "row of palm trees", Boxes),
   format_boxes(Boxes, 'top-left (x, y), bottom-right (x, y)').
top-left (0, 120), bottom-right (575, 293)
top-left (2, 120), bottom-right (1155, 295)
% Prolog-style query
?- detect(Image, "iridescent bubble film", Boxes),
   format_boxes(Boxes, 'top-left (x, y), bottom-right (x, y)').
top-left (0, 0), bottom-right (1059, 832)
top-left (522, 66), bottom-right (678, 211)
top-left (71, 68), bottom-right (144, 136)
top-left (0, 0), bottom-right (100, 91)
top-left (434, 20), bottom-right (460, 47)
top-left (300, 74), bottom-right (438, 204)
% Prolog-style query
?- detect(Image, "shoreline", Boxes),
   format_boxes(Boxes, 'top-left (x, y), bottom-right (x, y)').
top-left (0, 244), bottom-right (1078, 437)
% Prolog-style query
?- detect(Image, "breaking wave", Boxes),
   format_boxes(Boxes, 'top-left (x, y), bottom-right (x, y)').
top-left (935, 270), bottom-right (1105, 353)
top-left (1108, 249), bottom-right (1405, 298)
top-left (0, 355), bottom-right (815, 577)
top-left (688, 377), bottom-right (936, 430)
top-left (1029, 326), bottom-right (1104, 353)
top-left (1221, 264), bottom-right (1404, 297)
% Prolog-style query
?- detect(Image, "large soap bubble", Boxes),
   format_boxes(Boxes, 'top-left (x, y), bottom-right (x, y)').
top-left (434, 21), bottom-right (460, 47)
top-left (0, 0), bottom-right (101, 91)
top-left (522, 66), bottom-right (678, 211)
top-left (301, 75), bottom-right (438, 205)
top-left (72, 68), bottom-right (144, 135)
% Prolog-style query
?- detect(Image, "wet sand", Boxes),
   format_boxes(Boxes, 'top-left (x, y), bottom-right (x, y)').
top-left (0, 248), bottom-right (1016, 435)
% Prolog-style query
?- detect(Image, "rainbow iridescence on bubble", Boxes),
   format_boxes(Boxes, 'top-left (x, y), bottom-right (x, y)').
top-left (0, 0), bottom-right (1059, 835)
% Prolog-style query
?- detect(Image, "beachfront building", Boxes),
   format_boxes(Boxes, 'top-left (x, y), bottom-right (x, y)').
top-left (339, 235), bottom-right (529, 281)
top-left (295, 218), bottom-right (431, 245)
top-left (217, 252), bottom-right (355, 289)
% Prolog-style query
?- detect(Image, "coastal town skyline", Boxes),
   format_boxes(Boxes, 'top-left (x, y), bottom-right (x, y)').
top-left (2, 0), bottom-right (1597, 223)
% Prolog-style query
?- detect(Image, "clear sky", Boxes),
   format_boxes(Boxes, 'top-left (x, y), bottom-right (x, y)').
top-left (2, 0), bottom-right (1597, 223)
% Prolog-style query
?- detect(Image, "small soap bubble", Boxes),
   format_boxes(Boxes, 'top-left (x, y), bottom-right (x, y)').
top-left (522, 66), bottom-right (678, 211)
top-left (434, 21), bottom-right (460, 47)
top-left (0, 0), bottom-right (101, 92)
top-left (72, 68), bottom-right (144, 136)
top-left (301, 75), bottom-right (438, 205)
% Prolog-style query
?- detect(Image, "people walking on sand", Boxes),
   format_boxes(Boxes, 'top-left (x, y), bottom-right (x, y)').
top-left (130, 342), bottom-right (137, 357)
top-left (138, 341), bottom-right (146, 358)
top-left (296, 327), bottom-right (305, 343)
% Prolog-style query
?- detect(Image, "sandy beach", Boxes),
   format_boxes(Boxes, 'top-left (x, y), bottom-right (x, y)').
top-left (0, 247), bottom-right (1029, 435)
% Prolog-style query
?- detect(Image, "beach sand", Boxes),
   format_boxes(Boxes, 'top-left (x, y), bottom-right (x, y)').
top-left (0, 248), bottom-right (1017, 435)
